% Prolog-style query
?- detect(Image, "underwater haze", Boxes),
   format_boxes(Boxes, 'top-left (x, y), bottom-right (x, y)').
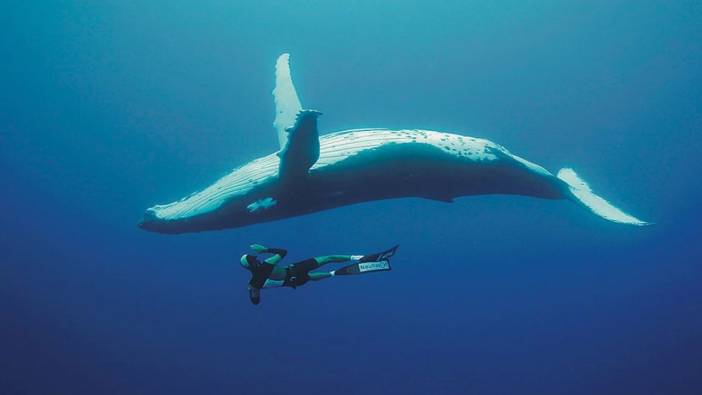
top-left (2, 1), bottom-right (702, 394)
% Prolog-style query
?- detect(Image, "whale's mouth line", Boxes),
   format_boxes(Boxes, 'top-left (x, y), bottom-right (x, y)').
top-left (138, 219), bottom-right (159, 233)
top-left (138, 212), bottom-right (163, 232)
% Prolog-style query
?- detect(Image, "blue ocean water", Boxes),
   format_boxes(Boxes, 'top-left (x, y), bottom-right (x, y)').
top-left (2, 1), bottom-right (701, 394)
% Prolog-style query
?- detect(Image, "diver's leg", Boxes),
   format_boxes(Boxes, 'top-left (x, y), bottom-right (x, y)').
top-left (313, 255), bottom-right (363, 266)
top-left (312, 247), bottom-right (398, 267)
top-left (308, 271), bottom-right (334, 281)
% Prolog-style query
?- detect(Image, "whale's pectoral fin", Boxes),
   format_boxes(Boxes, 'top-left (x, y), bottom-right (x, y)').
top-left (557, 168), bottom-right (650, 226)
top-left (273, 53), bottom-right (303, 149)
top-left (277, 110), bottom-right (321, 181)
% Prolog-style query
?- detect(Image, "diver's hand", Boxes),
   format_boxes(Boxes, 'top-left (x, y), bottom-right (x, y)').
top-left (250, 244), bottom-right (267, 253)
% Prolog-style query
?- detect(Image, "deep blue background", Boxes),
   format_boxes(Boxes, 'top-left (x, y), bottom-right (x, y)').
top-left (2, 1), bottom-right (701, 394)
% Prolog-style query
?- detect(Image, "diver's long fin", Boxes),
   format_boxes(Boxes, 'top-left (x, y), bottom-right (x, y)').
top-left (335, 260), bottom-right (392, 276)
top-left (278, 110), bottom-right (321, 180)
top-left (358, 245), bottom-right (399, 263)
top-left (557, 168), bottom-right (649, 226)
top-left (273, 53), bottom-right (303, 149)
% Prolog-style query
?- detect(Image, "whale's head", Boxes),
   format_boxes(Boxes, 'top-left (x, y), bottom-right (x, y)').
top-left (139, 153), bottom-right (282, 233)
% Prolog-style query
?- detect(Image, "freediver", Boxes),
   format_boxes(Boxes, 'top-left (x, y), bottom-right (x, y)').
top-left (239, 244), bottom-right (398, 305)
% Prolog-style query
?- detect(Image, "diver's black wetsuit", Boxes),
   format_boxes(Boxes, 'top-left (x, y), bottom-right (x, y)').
top-left (281, 258), bottom-right (319, 288)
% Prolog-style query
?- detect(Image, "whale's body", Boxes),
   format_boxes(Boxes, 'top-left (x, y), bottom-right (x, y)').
top-left (140, 55), bottom-right (647, 234)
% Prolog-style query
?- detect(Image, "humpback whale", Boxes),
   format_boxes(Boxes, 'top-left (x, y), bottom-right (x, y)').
top-left (139, 54), bottom-right (648, 234)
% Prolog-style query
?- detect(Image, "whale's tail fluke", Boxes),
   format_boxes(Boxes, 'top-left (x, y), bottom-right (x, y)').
top-left (557, 168), bottom-right (649, 226)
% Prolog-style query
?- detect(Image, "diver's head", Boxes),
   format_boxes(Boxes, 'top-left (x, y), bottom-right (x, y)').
top-left (248, 286), bottom-right (261, 305)
top-left (240, 254), bottom-right (258, 271)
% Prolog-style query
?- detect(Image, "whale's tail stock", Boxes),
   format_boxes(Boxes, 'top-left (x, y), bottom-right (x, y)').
top-left (556, 168), bottom-right (650, 226)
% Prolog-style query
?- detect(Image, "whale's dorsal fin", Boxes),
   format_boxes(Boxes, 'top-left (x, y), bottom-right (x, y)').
top-left (278, 110), bottom-right (321, 181)
top-left (273, 53), bottom-right (302, 149)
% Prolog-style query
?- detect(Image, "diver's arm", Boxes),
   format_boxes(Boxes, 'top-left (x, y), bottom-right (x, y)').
top-left (250, 244), bottom-right (288, 265)
top-left (263, 248), bottom-right (287, 265)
